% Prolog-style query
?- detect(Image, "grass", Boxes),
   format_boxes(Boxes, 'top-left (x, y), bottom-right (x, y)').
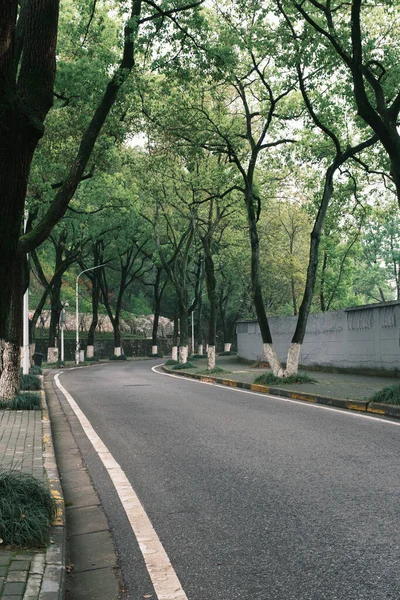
top-left (0, 392), bottom-right (41, 411)
top-left (370, 384), bottom-right (400, 405)
top-left (218, 351), bottom-right (236, 356)
top-left (255, 372), bottom-right (317, 386)
top-left (198, 367), bottom-right (227, 375)
top-left (109, 354), bottom-right (127, 361)
top-left (172, 361), bottom-right (197, 370)
top-left (164, 359), bottom-right (178, 366)
top-left (20, 374), bottom-right (41, 391)
top-left (45, 360), bottom-right (65, 368)
top-left (0, 470), bottom-right (56, 547)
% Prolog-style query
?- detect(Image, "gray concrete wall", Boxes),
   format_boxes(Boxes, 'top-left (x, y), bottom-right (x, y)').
top-left (236, 302), bottom-right (400, 374)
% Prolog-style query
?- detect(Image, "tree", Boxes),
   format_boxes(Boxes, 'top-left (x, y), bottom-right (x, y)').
top-left (290, 0), bottom-right (400, 200)
top-left (0, 0), bottom-right (204, 399)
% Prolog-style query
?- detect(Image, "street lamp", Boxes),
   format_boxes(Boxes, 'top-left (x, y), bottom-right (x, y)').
top-left (76, 265), bottom-right (106, 365)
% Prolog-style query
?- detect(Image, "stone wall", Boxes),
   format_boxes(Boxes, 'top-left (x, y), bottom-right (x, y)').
top-left (236, 301), bottom-right (400, 375)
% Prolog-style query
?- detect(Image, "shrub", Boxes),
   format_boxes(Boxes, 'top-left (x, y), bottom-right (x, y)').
top-left (20, 374), bottom-right (41, 391)
top-left (86, 355), bottom-right (99, 362)
top-left (0, 393), bottom-right (41, 411)
top-left (148, 352), bottom-right (163, 358)
top-left (0, 470), bottom-right (56, 547)
top-left (172, 361), bottom-right (197, 370)
top-left (189, 354), bottom-right (203, 360)
top-left (370, 384), bottom-right (400, 405)
top-left (46, 360), bottom-right (65, 368)
top-left (255, 372), bottom-right (316, 386)
top-left (200, 367), bottom-right (226, 375)
top-left (109, 354), bottom-right (127, 361)
top-left (29, 366), bottom-right (42, 376)
top-left (164, 359), bottom-right (178, 366)
top-left (218, 351), bottom-right (235, 356)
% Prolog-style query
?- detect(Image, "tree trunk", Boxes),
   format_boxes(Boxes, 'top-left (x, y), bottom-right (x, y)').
top-left (48, 275), bottom-right (62, 347)
top-left (203, 243), bottom-right (217, 371)
top-left (113, 317), bottom-right (121, 355)
top-left (172, 310), bottom-right (179, 360)
top-left (87, 269), bottom-right (100, 347)
top-left (179, 304), bottom-right (188, 364)
top-left (245, 188), bottom-right (282, 375)
top-left (0, 257), bottom-right (24, 400)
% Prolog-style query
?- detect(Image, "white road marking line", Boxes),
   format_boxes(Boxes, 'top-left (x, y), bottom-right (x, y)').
top-left (54, 372), bottom-right (188, 600)
top-left (152, 364), bottom-right (400, 427)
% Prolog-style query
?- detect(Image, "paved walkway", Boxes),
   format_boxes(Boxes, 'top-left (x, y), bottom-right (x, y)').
top-left (0, 394), bottom-right (64, 600)
top-left (177, 355), bottom-right (399, 401)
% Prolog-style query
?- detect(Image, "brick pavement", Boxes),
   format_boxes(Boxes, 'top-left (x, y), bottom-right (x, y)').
top-left (0, 394), bottom-right (65, 600)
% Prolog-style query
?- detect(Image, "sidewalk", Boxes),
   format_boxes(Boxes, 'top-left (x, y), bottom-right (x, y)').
top-left (0, 391), bottom-right (65, 600)
top-left (165, 355), bottom-right (400, 418)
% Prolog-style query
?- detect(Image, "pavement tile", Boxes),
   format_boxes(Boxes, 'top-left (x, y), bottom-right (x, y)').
top-left (9, 561), bottom-right (31, 571)
top-left (0, 567), bottom-right (7, 577)
top-left (68, 568), bottom-right (120, 600)
top-left (3, 581), bottom-right (26, 595)
top-left (69, 531), bottom-right (117, 572)
top-left (5, 571), bottom-right (28, 583)
top-left (66, 506), bottom-right (108, 537)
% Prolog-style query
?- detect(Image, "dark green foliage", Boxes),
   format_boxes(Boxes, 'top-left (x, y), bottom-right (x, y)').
top-left (218, 351), bottom-right (235, 356)
top-left (165, 359), bottom-right (179, 366)
top-left (370, 384), bottom-right (400, 405)
top-left (29, 366), bottom-right (42, 375)
top-left (0, 470), bottom-right (56, 547)
top-left (172, 361), bottom-right (197, 370)
top-left (0, 393), bottom-right (41, 411)
top-left (46, 360), bottom-right (65, 368)
top-left (109, 354), bottom-right (127, 361)
top-left (148, 353), bottom-right (163, 358)
top-left (189, 354), bottom-right (203, 359)
top-left (255, 372), bottom-right (316, 386)
top-left (86, 355), bottom-right (99, 362)
top-left (20, 374), bottom-right (41, 391)
top-left (200, 367), bottom-right (226, 374)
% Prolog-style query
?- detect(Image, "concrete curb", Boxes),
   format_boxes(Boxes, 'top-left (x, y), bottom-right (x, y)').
top-left (162, 366), bottom-right (400, 420)
top-left (41, 384), bottom-right (66, 600)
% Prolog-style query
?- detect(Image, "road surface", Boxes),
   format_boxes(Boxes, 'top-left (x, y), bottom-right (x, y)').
top-left (54, 360), bottom-right (400, 600)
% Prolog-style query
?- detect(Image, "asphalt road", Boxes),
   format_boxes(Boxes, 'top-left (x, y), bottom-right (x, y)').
top-left (56, 361), bottom-right (400, 600)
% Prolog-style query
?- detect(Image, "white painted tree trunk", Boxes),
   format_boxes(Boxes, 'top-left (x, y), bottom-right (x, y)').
top-left (114, 347), bottom-right (122, 357)
top-left (30, 343), bottom-right (36, 366)
top-left (179, 345), bottom-right (188, 364)
top-left (198, 344), bottom-right (203, 356)
top-left (86, 345), bottom-right (94, 358)
top-left (284, 343), bottom-right (301, 376)
top-left (205, 344), bottom-right (209, 353)
top-left (171, 346), bottom-right (178, 361)
top-left (207, 345), bottom-right (216, 371)
top-left (224, 343), bottom-right (232, 352)
top-left (152, 345), bottom-right (158, 355)
top-left (47, 347), bottom-right (59, 363)
top-left (0, 340), bottom-right (20, 400)
top-left (263, 343), bottom-right (284, 377)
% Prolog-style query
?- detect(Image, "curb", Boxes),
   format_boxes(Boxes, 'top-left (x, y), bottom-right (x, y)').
top-left (162, 366), bottom-right (400, 420)
top-left (41, 383), bottom-right (66, 600)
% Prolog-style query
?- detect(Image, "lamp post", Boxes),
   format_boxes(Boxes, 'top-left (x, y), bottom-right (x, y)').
top-left (22, 212), bottom-right (30, 375)
top-left (76, 265), bottom-right (106, 365)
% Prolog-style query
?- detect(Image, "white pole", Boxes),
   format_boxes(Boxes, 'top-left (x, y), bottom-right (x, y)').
top-left (76, 277), bottom-right (79, 365)
top-left (76, 264), bottom-right (107, 365)
top-left (61, 321), bottom-right (64, 362)
top-left (22, 212), bottom-right (30, 375)
top-left (191, 312), bottom-right (195, 355)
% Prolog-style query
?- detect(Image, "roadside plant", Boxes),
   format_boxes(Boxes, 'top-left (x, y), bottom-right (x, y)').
top-left (255, 372), bottom-right (316, 386)
top-left (0, 393), bottom-right (41, 411)
top-left (370, 385), bottom-right (400, 406)
top-left (20, 374), bottom-right (41, 391)
top-left (0, 470), bottom-right (56, 547)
